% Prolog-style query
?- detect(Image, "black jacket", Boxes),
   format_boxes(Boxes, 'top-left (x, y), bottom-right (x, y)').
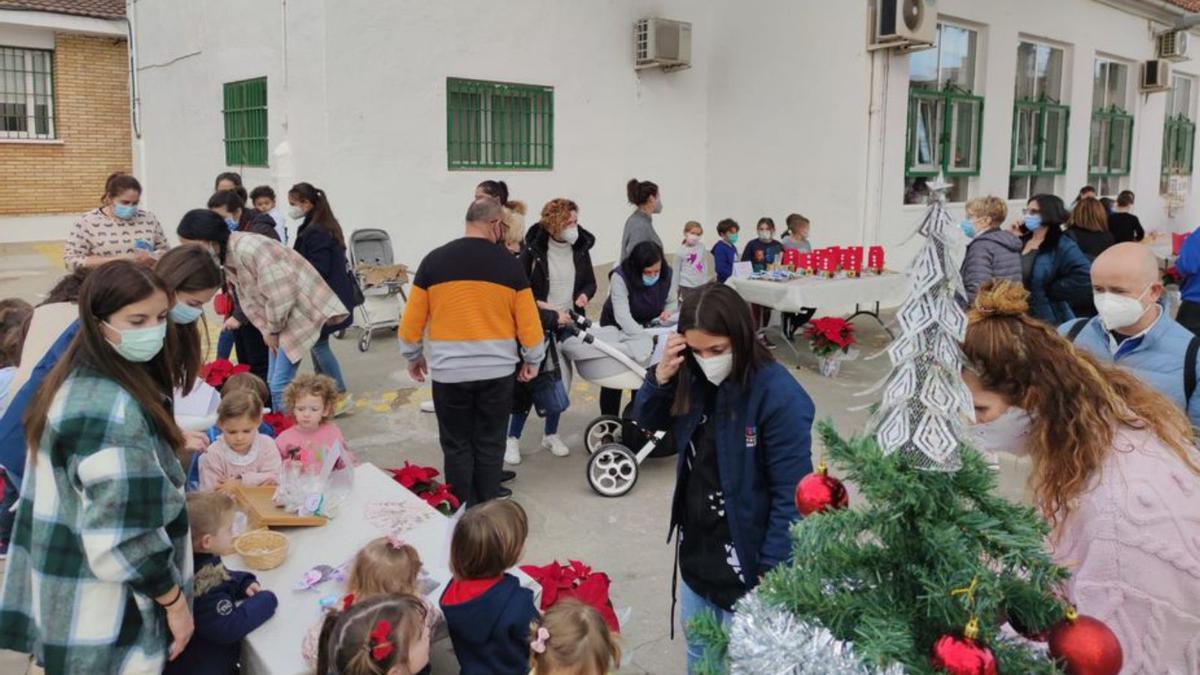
top-left (1065, 227), bottom-right (1116, 261)
top-left (519, 223), bottom-right (598, 329)
top-left (1107, 212), bottom-right (1145, 243)
top-left (294, 218), bottom-right (356, 334)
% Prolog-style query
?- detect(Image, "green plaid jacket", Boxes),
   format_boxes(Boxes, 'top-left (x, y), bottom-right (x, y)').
top-left (0, 368), bottom-right (191, 674)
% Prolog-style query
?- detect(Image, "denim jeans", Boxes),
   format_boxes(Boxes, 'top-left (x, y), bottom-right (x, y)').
top-left (267, 348), bottom-right (301, 412)
top-left (679, 581), bottom-right (734, 674)
top-left (310, 335), bottom-right (347, 393)
top-left (216, 328), bottom-right (236, 360)
top-left (507, 411), bottom-right (560, 439)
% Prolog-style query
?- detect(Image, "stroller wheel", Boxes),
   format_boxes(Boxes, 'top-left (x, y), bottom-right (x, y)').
top-left (358, 333), bottom-right (371, 352)
top-left (334, 329), bottom-right (346, 339)
top-left (584, 415), bottom-right (624, 455)
top-left (587, 444), bottom-right (639, 498)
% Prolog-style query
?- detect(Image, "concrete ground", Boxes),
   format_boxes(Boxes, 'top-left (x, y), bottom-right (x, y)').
top-left (0, 242), bottom-right (1030, 674)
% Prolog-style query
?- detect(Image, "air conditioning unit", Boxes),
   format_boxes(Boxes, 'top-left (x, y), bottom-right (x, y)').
top-left (873, 0), bottom-right (936, 50)
top-left (1157, 30), bottom-right (1190, 62)
top-left (635, 18), bottom-right (692, 71)
top-left (1141, 59), bottom-right (1171, 92)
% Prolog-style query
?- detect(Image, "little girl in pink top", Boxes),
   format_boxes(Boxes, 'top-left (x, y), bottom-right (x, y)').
top-left (199, 390), bottom-right (283, 492)
top-left (275, 374), bottom-right (354, 468)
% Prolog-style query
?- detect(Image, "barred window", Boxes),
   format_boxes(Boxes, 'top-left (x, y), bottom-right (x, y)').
top-left (0, 46), bottom-right (55, 140)
top-left (222, 77), bottom-right (268, 167)
top-left (447, 78), bottom-right (553, 170)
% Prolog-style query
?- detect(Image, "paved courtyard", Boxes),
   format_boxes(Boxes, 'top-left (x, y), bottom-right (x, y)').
top-left (0, 243), bottom-right (1030, 674)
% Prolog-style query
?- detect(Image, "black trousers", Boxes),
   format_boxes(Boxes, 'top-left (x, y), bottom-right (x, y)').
top-left (233, 323), bottom-right (270, 383)
top-left (432, 375), bottom-right (515, 506)
top-left (1178, 300), bottom-right (1200, 336)
top-left (600, 387), bottom-right (639, 417)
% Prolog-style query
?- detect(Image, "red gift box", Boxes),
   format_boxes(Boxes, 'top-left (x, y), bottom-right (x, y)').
top-left (843, 246), bottom-right (864, 276)
top-left (868, 245), bottom-right (885, 272)
top-left (797, 252), bottom-right (814, 273)
top-left (780, 248), bottom-right (801, 269)
top-left (1173, 232), bottom-right (1191, 256)
top-left (826, 246), bottom-right (843, 270)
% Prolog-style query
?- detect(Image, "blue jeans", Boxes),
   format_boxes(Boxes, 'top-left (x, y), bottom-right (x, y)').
top-left (216, 328), bottom-right (236, 360)
top-left (679, 581), bottom-right (734, 674)
top-left (267, 348), bottom-right (301, 412)
top-left (508, 411), bottom-right (560, 438)
top-left (310, 335), bottom-right (347, 393)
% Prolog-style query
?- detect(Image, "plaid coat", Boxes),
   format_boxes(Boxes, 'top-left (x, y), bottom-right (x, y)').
top-left (224, 232), bottom-right (350, 364)
top-left (0, 368), bottom-right (192, 674)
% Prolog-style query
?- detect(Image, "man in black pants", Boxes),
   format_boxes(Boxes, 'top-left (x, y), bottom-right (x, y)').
top-left (398, 199), bottom-right (544, 506)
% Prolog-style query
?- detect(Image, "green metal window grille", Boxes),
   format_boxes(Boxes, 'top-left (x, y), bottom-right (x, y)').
top-left (1163, 114), bottom-right (1195, 176)
top-left (222, 77), bottom-right (268, 167)
top-left (1087, 106), bottom-right (1133, 177)
top-left (1009, 96), bottom-right (1070, 176)
top-left (0, 46), bottom-right (55, 139)
top-left (905, 86), bottom-right (984, 178)
top-left (446, 78), bottom-right (553, 170)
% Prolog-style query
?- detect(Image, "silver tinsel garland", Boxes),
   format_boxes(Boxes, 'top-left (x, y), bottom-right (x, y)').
top-left (727, 594), bottom-right (905, 675)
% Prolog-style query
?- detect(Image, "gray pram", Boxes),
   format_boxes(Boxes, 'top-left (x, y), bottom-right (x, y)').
top-left (342, 229), bottom-right (408, 352)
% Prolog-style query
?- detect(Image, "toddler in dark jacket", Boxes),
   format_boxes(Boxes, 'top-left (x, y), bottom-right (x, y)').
top-left (440, 500), bottom-right (539, 675)
top-left (167, 492), bottom-right (278, 675)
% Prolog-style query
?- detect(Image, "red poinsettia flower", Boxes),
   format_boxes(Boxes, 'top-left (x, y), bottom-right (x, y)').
top-left (199, 359), bottom-right (251, 388)
top-left (804, 317), bottom-right (856, 356)
top-left (262, 411), bottom-right (295, 436)
top-left (388, 462), bottom-right (441, 491)
top-left (420, 483), bottom-right (461, 515)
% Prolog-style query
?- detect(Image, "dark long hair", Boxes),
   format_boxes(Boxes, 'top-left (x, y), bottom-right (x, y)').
top-left (672, 283), bottom-right (773, 415)
top-left (289, 182), bottom-right (346, 248)
top-left (101, 172), bottom-right (141, 206)
top-left (24, 260), bottom-right (184, 458)
top-left (477, 180), bottom-right (510, 206)
top-left (156, 245), bottom-right (223, 393)
top-left (626, 178), bottom-right (658, 206)
top-left (214, 171), bottom-right (243, 190)
top-left (619, 241), bottom-right (665, 290)
top-left (1026, 194), bottom-right (1069, 251)
top-left (177, 209), bottom-right (232, 263)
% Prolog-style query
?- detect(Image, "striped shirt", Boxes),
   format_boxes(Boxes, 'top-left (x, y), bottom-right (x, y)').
top-left (399, 237), bottom-right (545, 383)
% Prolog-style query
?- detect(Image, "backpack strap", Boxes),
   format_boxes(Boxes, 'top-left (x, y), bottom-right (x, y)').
top-left (1186, 336), bottom-right (1200, 403)
top-left (1065, 318), bottom-right (1090, 343)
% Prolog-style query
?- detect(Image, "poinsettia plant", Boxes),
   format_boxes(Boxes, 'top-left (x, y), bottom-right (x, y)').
top-left (519, 559), bottom-right (621, 633)
top-left (803, 317), bottom-right (856, 357)
top-left (387, 462), bottom-right (461, 515)
top-left (199, 358), bottom-right (250, 388)
top-left (262, 411), bottom-right (295, 436)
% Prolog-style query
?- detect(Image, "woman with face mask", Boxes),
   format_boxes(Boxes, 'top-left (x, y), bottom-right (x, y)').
top-left (63, 173), bottom-right (169, 271)
top-left (620, 178), bottom-right (663, 263)
top-left (598, 241), bottom-right (676, 416)
top-left (959, 196), bottom-right (1021, 305)
top-left (0, 261), bottom-right (197, 671)
top-left (963, 281), bottom-right (1200, 673)
top-left (1017, 194), bottom-right (1092, 324)
top-left (633, 283), bottom-right (813, 673)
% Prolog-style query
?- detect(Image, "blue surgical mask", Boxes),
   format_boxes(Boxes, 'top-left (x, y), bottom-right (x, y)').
top-left (113, 203), bottom-right (137, 220)
top-left (169, 303), bottom-right (204, 324)
top-left (959, 219), bottom-right (976, 238)
top-left (104, 321), bottom-right (167, 362)
top-left (224, 217), bottom-right (239, 232)
top-left (1023, 214), bottom-right (1042, 231)
top-left (642, 273), bottom-right (660, 287)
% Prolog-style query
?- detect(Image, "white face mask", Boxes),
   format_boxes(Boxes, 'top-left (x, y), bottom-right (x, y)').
top-left (561, 226), bottom-right (579, 244)
top-left (970, 406), bottom-right (1032, 459)
top-left (1094, 284), bottom-right (1153, 332)
top-left (695, 352), bottom-right (733, 386)
top-left (685, 233), bottom-right (701, 246)
top-left (288, 205), bottom-right (305, 220)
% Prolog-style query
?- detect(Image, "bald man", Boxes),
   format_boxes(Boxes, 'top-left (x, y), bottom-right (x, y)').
top-left (1061, 242), bottom-right (1200, 429)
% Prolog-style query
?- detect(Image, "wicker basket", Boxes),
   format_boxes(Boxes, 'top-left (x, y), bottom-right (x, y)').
top-left (234, 529), bottom-right (289, 570)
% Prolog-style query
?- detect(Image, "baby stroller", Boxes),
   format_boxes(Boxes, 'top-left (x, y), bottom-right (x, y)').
top-left (341, 229), bottom-right (408, 352)
top-left (559, 312), bottom-right (676, 498)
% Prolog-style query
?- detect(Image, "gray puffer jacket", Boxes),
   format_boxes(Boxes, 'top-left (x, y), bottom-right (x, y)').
top-left (960, 228), bottom-right (1023, 303)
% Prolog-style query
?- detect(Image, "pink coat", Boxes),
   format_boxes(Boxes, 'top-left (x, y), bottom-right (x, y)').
top-left (199, 433), bottom-right (283, 491)
top-left (1050, 426), bottom-right (1200, 673)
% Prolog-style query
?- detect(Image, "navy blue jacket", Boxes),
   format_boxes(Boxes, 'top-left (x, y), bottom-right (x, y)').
top-left (713, 240), bottom-right (739, 283)
top-left (1176, 228), bottom-right (1200, 304)
top-left (0, 321), bottom-right (78, 485)
top-left (1025, 237), bottom-right (1092, 324)
top-left (166, 554), bottom-right (277, 675)
top-left (634, 361), bottom-right (814, 581)
top-left (440, 574), bottom-right (538, 675)
top-left (294, 219), bottom-right (356, 335)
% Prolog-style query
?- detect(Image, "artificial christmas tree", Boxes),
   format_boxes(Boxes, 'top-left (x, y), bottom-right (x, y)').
top-left (692, 179), bottom-right (1092, 674)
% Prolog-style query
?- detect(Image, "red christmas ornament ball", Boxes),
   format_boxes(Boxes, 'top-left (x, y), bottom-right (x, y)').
top-left (794, 464), bottom-right (848, 516)
top-left (1048, 609), bottom-right (1123, 675)
top-left (930, 634), bottom-right (998, 675)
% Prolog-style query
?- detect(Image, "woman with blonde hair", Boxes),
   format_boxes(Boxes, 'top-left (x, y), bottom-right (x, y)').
top-left (959, 195), bottom-right (1021, 304)
top-left (963, 281), bottom-right (1200, 672)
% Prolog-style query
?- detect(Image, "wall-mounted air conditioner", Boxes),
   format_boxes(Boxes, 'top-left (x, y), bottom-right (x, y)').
top-left (1157, 30), bottom-right (1190, 62)
top-left (872, 0), bottom-right (936, 51)
top-left (635, 18), bottom-right (692, 71)
top-left (1141, 60), bottom-right (1171, 93)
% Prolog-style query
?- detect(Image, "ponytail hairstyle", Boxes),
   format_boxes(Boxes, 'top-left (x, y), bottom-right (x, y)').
top-left (101, 172), bottom-right (141, 207)
top-left (476, 180), bottom-right (510, 206)
top-left (626, 178), bottom-right (659, 207)
top-left (672, 283), bottom-right (772, 415)
top-left (316, 594), bottom-right (429, 675)
top-left (345, 536), bottom-right (423, 599)
top-left (0, 299), bottom-right (33, 368)
top-left (529, 599), bottom-right (620, 675)
top-left (289, 182), bottom-right (346, 248)
top-left (964, 281), bottom-right (1200, 530)
top-left (24, 260), bottom-right (184, 460)
top-left (155, 245), bottom-right (223, 394)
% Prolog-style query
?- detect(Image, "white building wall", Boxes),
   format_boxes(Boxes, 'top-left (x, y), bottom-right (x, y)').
top-left (125, 0), bottom-right (1200, 271)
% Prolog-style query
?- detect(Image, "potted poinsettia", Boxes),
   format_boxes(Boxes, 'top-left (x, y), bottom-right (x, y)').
top-left (199, 358), bottom-right (250, 388)
top-left (387, 462), bottom-right (462, 515)
top-left (803, 317), bottom-right (856, 377)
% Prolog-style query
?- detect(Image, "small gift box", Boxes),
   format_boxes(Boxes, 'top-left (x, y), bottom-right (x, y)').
top-left (797, 252), bottom-right (814, 275)
top-left (843, 246), bottom-right (864, 277)
top-left (868, 245), bottom-right (885, 273)
top-left (781, 248), bottom-right (801, 269)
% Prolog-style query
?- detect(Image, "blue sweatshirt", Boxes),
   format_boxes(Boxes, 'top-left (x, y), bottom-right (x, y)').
top-left (440, 574), bottom-right (538, 675)
top-left (166, 553), bottom-right (278, 675)
top-left (712, 240), bottom-right (739, 283)
top-left (0, 321), bottom-right (78, 486)
top-left (1176, 229), bottom-right (1200, 304)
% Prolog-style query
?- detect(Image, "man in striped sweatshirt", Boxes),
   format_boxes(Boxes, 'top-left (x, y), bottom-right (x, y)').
top-left (399, 198), bottom-right (545, 505)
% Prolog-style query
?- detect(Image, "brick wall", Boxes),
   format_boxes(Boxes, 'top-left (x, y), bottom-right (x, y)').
top-left (0, 33), bottom-right (131, 216)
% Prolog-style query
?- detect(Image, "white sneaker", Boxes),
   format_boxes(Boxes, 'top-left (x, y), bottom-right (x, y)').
top-left (542, 434), bottom-right (570, 457)
top-left (504, 437), bottom-right (522, 465)
top-left (419, 400), bottom-right (435, 413)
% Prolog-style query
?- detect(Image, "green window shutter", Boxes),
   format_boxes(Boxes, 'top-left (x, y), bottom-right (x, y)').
top-left (222, 77), bottom-right (268, 168)
top-left (447, 78), bottom-right (553, 170)
top-left (1163, 115), bottom-right (1195, 176)
top-left (1088, 107), bottom-right (1133, 178)
top-left (906, 89), bottom-right (944, 177)
top-left (1011, 98), bottom-right (1068, 177)
top-left (944, 91), bottom-right (984, 176)
top-left (1040, 103), bottom-right (1069, 174)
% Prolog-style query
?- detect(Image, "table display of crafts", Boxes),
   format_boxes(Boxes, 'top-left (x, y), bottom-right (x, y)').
top-left (803, 316), bottom-right (858, 377)
top-left (273, 440), bottom-right (355, 519)
top-left (749, 245), bottom-right (886, 281)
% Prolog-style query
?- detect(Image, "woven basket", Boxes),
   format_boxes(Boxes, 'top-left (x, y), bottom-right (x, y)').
top-left (234, 529), bottom-right (289, 570)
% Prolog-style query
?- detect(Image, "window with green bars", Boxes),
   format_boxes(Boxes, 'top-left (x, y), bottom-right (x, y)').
top-left (1164, 75), bottom-right (1196, 177)
top-left (1, 46), bottom-right (55, 139)
top-left (446, 78), bottom-right (553, 170)
top-left (222, 77), bottom-right (268, 167)
top-left (1088, 106), bottom-right (1134, 178)
top-left (905, 87), bottom-right (984, 178)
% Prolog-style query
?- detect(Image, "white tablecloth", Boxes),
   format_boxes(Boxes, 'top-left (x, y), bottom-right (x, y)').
top-left (235, 463), bottom-right (541, 675)
top-left (726, 272), bottom-right (909, 314)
